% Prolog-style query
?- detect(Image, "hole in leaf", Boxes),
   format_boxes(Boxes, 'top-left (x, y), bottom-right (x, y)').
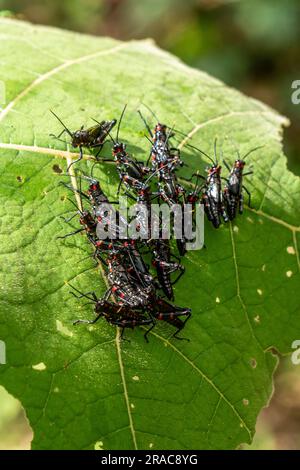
top-left (94, 440), bottom-right (104, 450)
top-left (56, 319), bottom-right (73, 337)
top-left (32, 362), bottom-right (46, 371)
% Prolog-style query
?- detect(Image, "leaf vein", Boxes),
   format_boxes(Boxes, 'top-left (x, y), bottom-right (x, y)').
top-left (229, 222), bottom-right (265, 352)
top-left (115, 329), bottom-right (138, 450)
top-left (148, 329), bottom-right (252, 439)
top-left (293, 231), bottom-right (300, 272)
top-left (0, 43), bottom-right (127, 123)
top-left (177, 110), bottom-right (287, 150)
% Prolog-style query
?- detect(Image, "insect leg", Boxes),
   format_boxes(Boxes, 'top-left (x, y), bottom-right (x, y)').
top-left (192, 173), bottom-right (206, 180)
top-left (117, 178), bottom-right (123, 196)
top-left (202, 194), bottom-right (213, 221)
top-left (73, 312), bottom-right (102, 326)
top-left (221, 204), bottom-right (229, 223)
top-left (59, 182), bottom-right (90, 200)
top-left (173, 311), bottom-right (191, 340)
top-left (169, 147), bottom-right (180, 154)
top-left (94, 251), bottom-right (108, 267)
top-left (170, 253), bottom-right (182, 263)
top-left (69, 286), bottom-right (97, 301)
top-left (93, 144), bottom-right (104, 160)
top-left (123, 191), bottom-right (137, 202)
top-left (171, 268), bottom-right (185, 286)
top-left (109, 322), bottom-right (130, 342)
top-left (60, 212), bottom-right (78, 223)
top-left (67, 146), bottom-right (83, 172)
top-left (49, 128), bottom-right (68, 141)
top-left (120, 327), bottom-right (130, 342)
top-left (143, 320), bottom-right (156, 343)
top-left (103, 287), bottom-right (113, 300)
top-left (243, 185), bottom-right (251, 208)
top-left (173, 330), bottom-right (190, 341)
top-left (57, 228), bottom-right (85, 239)
top-left (239, 193), bottom-right (244, 214)
top-left (182, 311), bottom-right (192, 325)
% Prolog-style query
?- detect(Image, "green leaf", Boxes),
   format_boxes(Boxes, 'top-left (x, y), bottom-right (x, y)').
top-left (0, 18), bottom-right (299, 450)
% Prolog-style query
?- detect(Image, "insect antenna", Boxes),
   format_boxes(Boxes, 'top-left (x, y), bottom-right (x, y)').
top-left (142, 104), bottom-right (186, 141)
top-left (138, 110), bottom-right (153, 138)
top-left (66, 197), bottom-right (83, 215)
top-left (68, 283), bottom-right (97, 302)
top-left (213, 137), bottom-right (219, 165)
top-left (60, 172), bottom-right (99, 187)
top-left (50, 110), bottom-right (73, 137)
top-left (172, 128), bottom-right (191, 139)
top-left (74, 167), bottom-right (91, 180)
top-left (144, 162), bottom-right (170, 185)
top-left (142, 103), bottom-right (160, 122)
top-left (127, 250), bottom-right (143, 284)
top-left (162, 124), bottom-right (175, 154)
top-left (229, 137), bottom-right (241, 160)
top-left (218, 140), bottom-right (224, 163)
top-left (142, 102), bottom-right (194, 140)
top-left (182, 141), bottom-right (215, 165)
top-left (143, 133), bottom-right (153, 145)
top-left (116, 104), bottom-right (127, 142)
top-left (194, 178), bottom-right (205, 195)
top-left (91, 118), bottom-right (105, 126)
top-left (242, 145), bottom-right (265, 160)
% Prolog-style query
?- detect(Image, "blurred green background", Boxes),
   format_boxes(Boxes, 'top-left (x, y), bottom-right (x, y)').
top-left (0, 0), bottom-right (299, 450)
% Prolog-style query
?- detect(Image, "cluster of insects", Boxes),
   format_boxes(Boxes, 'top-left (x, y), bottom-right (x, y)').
top-left (52, 105), bottom-right (260, 342)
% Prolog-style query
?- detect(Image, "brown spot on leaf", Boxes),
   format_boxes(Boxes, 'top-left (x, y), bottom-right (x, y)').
top-left (53, 164), bottom-right (62, 174)
top-left (250, 358), bottom-right (257, 369)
